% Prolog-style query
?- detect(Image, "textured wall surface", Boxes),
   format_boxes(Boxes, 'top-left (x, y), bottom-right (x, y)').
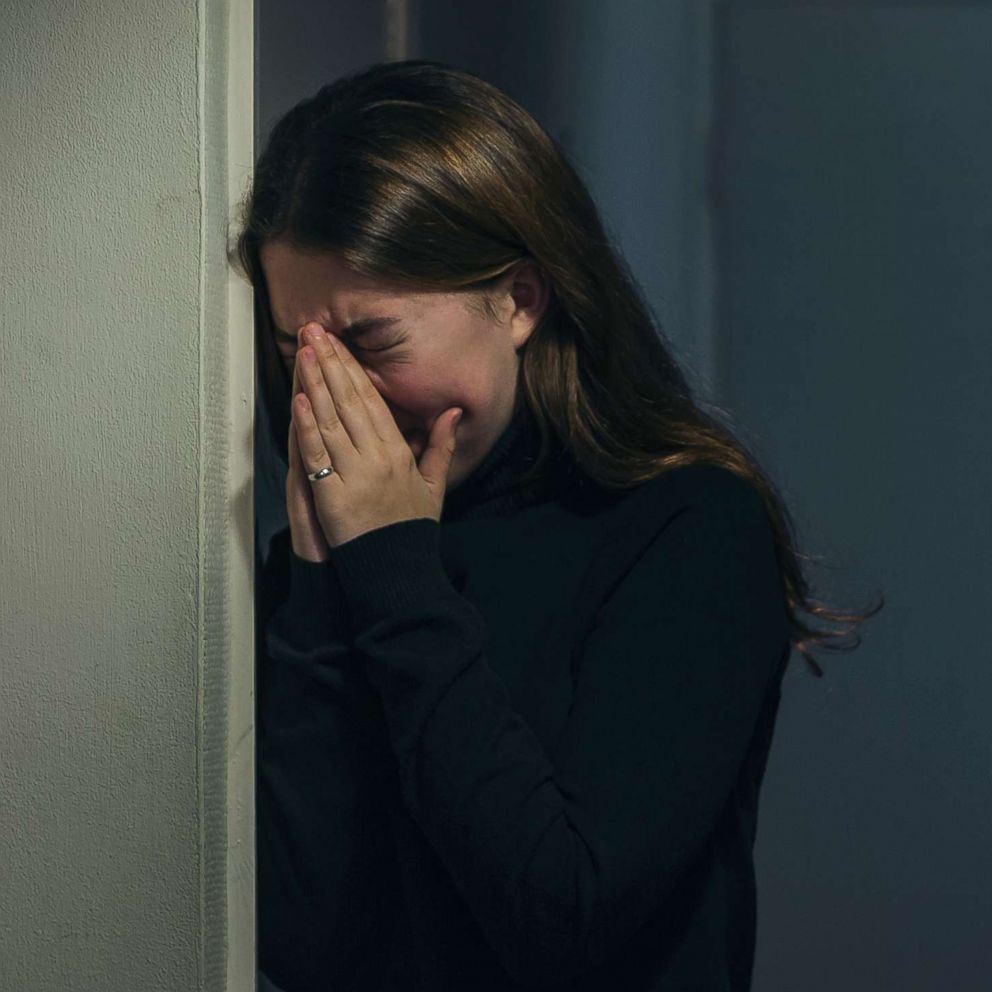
top-left (0, 1), bottom-right (253, 988)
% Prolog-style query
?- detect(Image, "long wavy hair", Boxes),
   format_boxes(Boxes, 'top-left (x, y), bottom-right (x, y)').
top-left (230, 58), bottom-right (883, 677)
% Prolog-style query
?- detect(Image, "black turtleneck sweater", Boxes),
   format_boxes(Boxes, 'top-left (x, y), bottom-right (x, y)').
top-left (255, 401), bottom-right (792, 991)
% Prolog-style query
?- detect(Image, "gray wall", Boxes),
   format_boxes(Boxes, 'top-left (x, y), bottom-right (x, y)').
top-left (716, 4), bottom-right (992, 990)
top-left (256, 0), bottom-right (386, 147)
top-left (255, 1), bottom-right (991, 988)
top-left (0, 0), bottom-right (254, 988)
top-left (416, 0), bottom-right (716, 383)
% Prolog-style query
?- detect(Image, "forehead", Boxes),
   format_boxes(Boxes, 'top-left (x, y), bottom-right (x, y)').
top-left (259, 241), bottom-right (404, 314)
top-left (259, 241), bottom-right (478, 343)
top-left (258, 242), bottom-right (480, 343)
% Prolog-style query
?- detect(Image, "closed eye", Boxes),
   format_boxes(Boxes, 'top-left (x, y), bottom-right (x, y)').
top-left (349, 342), bottom-right (394, 353)
top-left (279, 340), bottom-right (396, 360)
top-left (345, 332), bottom-right (407, 354)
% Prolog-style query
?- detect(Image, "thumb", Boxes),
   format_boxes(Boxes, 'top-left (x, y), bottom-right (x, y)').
top-left (417, 407), bottom-right (463, 486)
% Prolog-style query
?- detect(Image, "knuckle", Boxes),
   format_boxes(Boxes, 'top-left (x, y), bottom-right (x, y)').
top-left (319, 416), bottom-right (342, 438)
top-left (337, 387), bottom-right (363, 411)
top-left (302, 437), bottom-right (325, 460)
top-left (357, 381), bottom-right (380, 404)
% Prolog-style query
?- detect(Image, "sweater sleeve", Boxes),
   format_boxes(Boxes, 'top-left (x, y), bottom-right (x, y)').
top-left (256, 527), bottom-right (398, 990)
top-left (326, 474), bottom-right (791, 989)
top-left (264, 537), bottom-right (354, 670)
top-left (256, 525), bottom-right (357, 740)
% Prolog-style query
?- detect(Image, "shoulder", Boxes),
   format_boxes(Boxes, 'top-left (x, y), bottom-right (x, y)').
top-left (588, 461), bottom-right (780, 596)
top-left (561, 461), bottom-right (779, 585)
top-left (631, 464), bottom-right (787, 628)
top-left (618, 463), bottom-right (781, 599)
top-left (626, 462), bottom-right (769, 532)
top-left (583, 462), bottom-right (789, 656)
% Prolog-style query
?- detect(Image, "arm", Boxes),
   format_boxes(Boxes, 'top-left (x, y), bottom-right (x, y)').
top-left (256, 526), bottom-right (398, 989)
top-left (327, 472), bottom-right (790, 988)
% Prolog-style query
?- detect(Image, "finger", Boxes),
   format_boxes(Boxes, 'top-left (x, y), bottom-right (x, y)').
top-left (286, 418), bottom-right (306, 514)
top-left (328, 335), bottom-right (406, 448)
top-left (313, 327), bottom-right (402, 449)
top-left (287, 344), bottom-right (328, 561)
top-left (292, 392), bottom-right (337, 481)
top-left (287, 360), bottom-right (305, 476)
top-left (287, 412), bottom-right (302, 473)
top-left (296, 343), bottom-right (359, 474)
top-left (286, 417), bottom-right (329, 561)
top-left (303, 327), bottom-right (379, 451)
top-left (291, 356), bottom-right (302, 398)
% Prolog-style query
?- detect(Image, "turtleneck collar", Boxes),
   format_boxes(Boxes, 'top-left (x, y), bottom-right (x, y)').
top-left (440, 399), bottom-right (572, 524)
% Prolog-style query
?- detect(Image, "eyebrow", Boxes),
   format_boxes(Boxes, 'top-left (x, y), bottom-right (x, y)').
top-left (272, 316), bottom-right (403, 343)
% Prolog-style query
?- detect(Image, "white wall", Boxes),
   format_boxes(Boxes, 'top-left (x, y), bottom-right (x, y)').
top-left (0, 1), bottom-right (254, 988)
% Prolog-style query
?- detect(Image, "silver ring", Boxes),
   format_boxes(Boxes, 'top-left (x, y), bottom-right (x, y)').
top-left (307, 465), bottom-right (334, 481)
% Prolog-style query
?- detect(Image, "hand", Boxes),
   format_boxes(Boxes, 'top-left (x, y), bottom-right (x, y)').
top-left (286, 356), bottom-right (332, 562)
top-left (289, 322), bottom-right (463, 556)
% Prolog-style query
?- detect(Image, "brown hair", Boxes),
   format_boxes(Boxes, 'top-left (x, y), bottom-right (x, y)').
top-left (230, 59), bottom-right (883, 676)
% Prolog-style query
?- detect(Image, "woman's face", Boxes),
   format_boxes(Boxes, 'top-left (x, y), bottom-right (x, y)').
top-left (259, 241), bottom-right (548, 493)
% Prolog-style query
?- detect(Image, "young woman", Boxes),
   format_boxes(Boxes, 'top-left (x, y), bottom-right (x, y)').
top-left (234, 59), bottom-right (882, 992)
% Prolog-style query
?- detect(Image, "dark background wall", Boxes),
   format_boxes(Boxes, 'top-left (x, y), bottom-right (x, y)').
top-left (255, 2), bottom-right (992, 988)
top-left (715, 5), bottom-right (992, 989)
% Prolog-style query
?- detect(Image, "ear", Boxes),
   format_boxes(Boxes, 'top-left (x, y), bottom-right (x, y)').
top-left (500, 260), bottom-right (551, 351)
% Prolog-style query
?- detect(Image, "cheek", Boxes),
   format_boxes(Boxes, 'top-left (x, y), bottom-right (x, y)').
top-left (342, 357), bottom-right (497, 432)
top-left (369, 365), bottom-right (474, 414)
